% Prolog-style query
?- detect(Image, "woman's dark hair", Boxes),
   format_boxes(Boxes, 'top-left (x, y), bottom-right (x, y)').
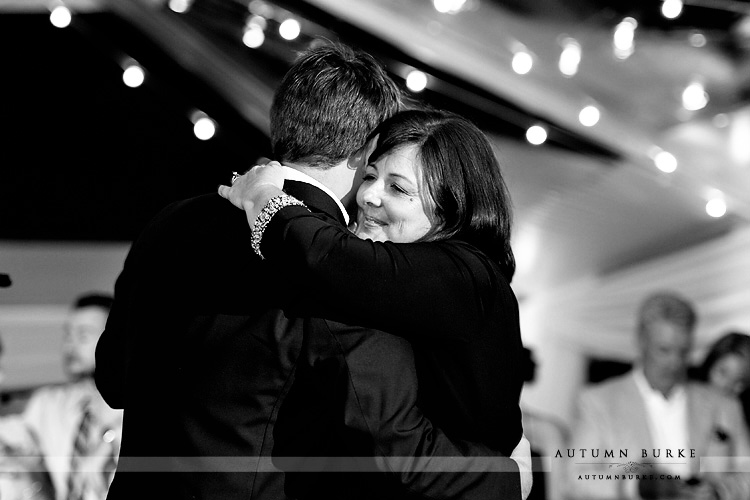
top-left (696, 331), bottom-right (750, 382)
top-left (271, 41), bottom-right (403, 168)
top-left (367, 109), bottom-right (516, 280)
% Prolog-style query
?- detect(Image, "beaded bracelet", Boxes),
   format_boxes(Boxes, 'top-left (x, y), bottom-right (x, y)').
top-left (251, 194), bottom-right (308, 259)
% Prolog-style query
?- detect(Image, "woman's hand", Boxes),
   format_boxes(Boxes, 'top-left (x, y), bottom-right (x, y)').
top-left (218, 161), bottom-right (286, 210)
top-left (218, 161), bottom-right (286, 229)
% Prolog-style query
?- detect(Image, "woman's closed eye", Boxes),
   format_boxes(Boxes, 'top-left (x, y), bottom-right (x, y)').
top-left (390, 182), bottom-right (411, 196)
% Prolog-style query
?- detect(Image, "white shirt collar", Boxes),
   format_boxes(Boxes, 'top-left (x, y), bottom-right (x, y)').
top-left (632, 367), bottom-right (690, 476)
top-left (633, 367), bottom-right (686, 402)
top-left (282, 166), bottom-right (349, 225)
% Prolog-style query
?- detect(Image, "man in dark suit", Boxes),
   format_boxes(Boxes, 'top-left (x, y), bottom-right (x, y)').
top-left (96, 42), bottom-right (525, 499)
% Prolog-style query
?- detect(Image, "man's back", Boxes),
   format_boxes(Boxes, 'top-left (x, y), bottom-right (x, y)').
top-left (96, 189), bottom-right (333, 498)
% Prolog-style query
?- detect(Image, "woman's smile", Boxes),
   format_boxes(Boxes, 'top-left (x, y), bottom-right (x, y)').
top-left (361, 214), bottom-right (388, 227)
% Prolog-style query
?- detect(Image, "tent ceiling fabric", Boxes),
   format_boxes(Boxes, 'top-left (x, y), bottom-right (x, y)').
top-left (2, 0), bottom-right (749, 300)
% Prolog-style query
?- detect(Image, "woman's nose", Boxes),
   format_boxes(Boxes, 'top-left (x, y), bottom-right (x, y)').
top-left (361, 183), bottom-right (382, 206)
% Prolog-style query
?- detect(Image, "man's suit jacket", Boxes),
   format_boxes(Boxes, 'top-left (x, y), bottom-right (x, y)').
top-left (96, 181), bottom-right (520, 499)
top-left (567, 371), bottom-right (750, 500)
top-left (272, 317), bottom-right (523, 500)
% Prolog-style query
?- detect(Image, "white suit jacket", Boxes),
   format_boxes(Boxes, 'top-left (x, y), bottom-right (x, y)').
top-left (566, 372), bottom-right (750, 500)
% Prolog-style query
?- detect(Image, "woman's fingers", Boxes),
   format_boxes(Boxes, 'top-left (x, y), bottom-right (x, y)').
top-left (218, 162), bottom-right (285, 210)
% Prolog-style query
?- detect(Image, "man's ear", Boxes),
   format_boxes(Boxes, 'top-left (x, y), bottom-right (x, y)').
top-left (347, 148), bottom-right (365, 171)
top-left (347, 136), bottom-right (378, 171)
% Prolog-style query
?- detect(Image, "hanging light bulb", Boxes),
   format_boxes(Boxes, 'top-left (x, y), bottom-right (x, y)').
top-left (50, 5), bottom-right (72, 28)
top-left (613, 17), bottom-right (637, 59)
top-left (279, 19), bottom-right (301, 40)
top-left (512, 51), bottom-right (533, 75)
top-left (122, 63), bottom-right (145, 88)
top-left (405, 70), bottom-right (428, 92)
top-left (168, 0), bottom-right (192, 13)
top-left (526, 125), bottom-right (547, 145)
top-left (705, 197), bottom-right (727, 218)
top-left (579, 105), bottom-right (600, 127)
top-left (654, 150), bottom-right (677, 173)
top-left (243, 24), bottom-right (265, 48)
top-left (191, 111), bottom-right (217, 141)
top-left (661, 0), bottom-right (683, 20)
top-left (682, 81), bottom-right (709, 111)
top-left (433, 0), bottom-right (466, 14)
top-left (559, 38), bottom-right (581, 77)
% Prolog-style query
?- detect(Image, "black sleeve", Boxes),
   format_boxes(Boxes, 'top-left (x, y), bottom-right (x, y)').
top-left (263, 208), bottom-right (502, 342)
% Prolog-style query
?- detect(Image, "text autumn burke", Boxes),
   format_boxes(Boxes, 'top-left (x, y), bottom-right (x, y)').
top-left (556, 449), bottom-right (697, 459)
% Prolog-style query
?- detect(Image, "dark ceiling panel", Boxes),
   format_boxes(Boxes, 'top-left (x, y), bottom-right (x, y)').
top-left (1, 12), bottom-right (271, 242)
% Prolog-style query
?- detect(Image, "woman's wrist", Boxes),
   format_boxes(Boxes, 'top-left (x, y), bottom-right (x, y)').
top-left (245, 185), bottom-right (285, 229)
top-left (250, 193), bottom-right (308, 259)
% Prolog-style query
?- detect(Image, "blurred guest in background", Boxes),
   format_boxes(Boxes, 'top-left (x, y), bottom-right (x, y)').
top-left (694, 331), bottom-right (750, 428)
top-left (0, 332), bottom-right (54, 500)
top-left (695, 331), bottom-right (750, 398)
top-left (567, 291), bottom-right (750, 500)
top-left (1, 293), bottom-right (122, 500)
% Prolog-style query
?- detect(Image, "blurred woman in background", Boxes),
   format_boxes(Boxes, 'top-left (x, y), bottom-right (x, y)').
top-left (696, 331), bottom-right (750, 428)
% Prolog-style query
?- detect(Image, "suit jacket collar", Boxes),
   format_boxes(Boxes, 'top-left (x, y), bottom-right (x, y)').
top-left (620, 372), bottom-right (655, 449)
top-left (284, 180), bottom-right (348, 227)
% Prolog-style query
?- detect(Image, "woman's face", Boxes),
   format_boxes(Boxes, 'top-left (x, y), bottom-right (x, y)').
top-left (354, 144), bottom-right (435, 243)
top-left (708, 353), bottom-right (750, 395)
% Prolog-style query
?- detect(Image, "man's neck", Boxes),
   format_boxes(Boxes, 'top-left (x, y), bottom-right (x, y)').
top-left (284, 160), bottom-right (354, 201)
top-left (282, 164), bottom-right (350, 225)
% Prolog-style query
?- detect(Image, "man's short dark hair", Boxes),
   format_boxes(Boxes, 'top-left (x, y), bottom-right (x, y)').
top-left (73, 293), bottom-right (114, 312)
top-left (270, 41), bottom-right (403, 168)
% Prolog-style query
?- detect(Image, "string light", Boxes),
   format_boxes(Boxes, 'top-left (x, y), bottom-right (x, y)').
top-left (613, 17), bottom-right (637, 59)
top-left (122, 63), bottom-right (145, 88)
top-left (654, 150), bottom-right (678, 173)
top-left (406, 70), bottom-right (428, 92)
top-left (190, 111), bottom-right (217, 141)
top-left (243, 24), bottom-right (265, 48)
top-left (433, 0), bottom-right (467, 14)
top-left (559, 38), bottom-right (581, 77)
top-left (279, 19), bottom-right (301, 40)
top-left (682, 81), bottom-right (708, 111)
top-left (689, 32), bottom-right (706, 47)
top-left (512, 51), bottom-right (533, 75)
top-left (705, 197), bottom-right (727, 218)
top-left (168, 0), bottom-right (192, 14)
top-left (526, 125), bottom-right (547, 145)
top-left (49, 5), bottom-right (72, 28)
top-left (579, 105), bottom-right (600, 127)
top-left (661, 0), bottom-right (683, 20)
